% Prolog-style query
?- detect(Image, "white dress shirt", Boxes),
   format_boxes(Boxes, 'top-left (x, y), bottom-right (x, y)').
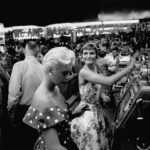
top-left (8, 56), bottom-right (44, 109)
top-left (104, 53), bottom-right (118, 72)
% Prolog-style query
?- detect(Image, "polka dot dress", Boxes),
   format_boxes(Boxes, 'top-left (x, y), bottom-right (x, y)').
top-left (23, 106), bottom-right (79, 150)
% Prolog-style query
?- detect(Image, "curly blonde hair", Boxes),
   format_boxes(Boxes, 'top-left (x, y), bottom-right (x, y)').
top-left (42, 47), bottom-right (75, 70)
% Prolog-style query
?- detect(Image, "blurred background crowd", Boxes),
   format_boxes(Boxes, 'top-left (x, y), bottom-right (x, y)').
top-left (0, 17), bottom-right (150, 150)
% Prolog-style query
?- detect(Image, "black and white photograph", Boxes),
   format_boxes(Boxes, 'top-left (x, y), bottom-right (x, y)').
top-left (0, 0), bottom-right (150, 150)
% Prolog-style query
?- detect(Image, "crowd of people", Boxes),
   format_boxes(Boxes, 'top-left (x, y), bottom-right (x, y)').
top-left (0, 29), bottom-right (149, 150)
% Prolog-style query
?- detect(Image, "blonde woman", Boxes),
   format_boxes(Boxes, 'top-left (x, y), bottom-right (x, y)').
top-left (23, 47), bottom-right (88, 150)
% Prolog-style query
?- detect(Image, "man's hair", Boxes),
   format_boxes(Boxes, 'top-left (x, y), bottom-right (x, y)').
top-left (26, 41), bottom-right (39, 50)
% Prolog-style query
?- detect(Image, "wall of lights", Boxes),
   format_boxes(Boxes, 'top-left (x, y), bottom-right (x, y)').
top-left (3, 19), bottom-right (140, 41)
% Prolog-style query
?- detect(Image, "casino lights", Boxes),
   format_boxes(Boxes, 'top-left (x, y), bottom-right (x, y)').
top-left (3, 19), bottom-right (140, 40)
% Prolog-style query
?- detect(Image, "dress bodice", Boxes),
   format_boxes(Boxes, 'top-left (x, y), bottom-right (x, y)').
top-left (23, 105), bottom-right (79, 150)
top-left (79, 65), bottom-right (101, 106)
top-left (23, 105), bottom-right (70, 130)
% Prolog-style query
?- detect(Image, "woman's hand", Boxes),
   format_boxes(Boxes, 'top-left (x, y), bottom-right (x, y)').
top-left (133, 50), bottom-right (140, 59)
top-left (101, 92), bottom-right (110, 102)
top-left (75, 104), bottom-right (89, 115)
top-left (130, 51), bottom-right (140, 62)
top-left (71, 104), bottom-right (90, 119)
top-left (128, 51), bottom-right (140, 71)
top-left (102, 95), bottom-right (110, 103)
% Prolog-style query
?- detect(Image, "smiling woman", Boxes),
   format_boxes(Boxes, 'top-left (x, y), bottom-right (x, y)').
top-left (71, 42), bottom-right (139, 150)
top-left (80, 43), bottom-right (98, 65)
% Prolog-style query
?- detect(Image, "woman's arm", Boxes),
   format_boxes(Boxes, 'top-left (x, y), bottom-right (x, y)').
top-left (42, 128), bottom-right (67, 150)
top-left (79, 51), bottom-right (139, 86)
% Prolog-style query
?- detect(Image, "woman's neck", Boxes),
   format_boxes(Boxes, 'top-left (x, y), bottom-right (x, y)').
top-left (85, 63), bottom-right (96, 71)
top-left (42, 77), bottom-right (56, 92)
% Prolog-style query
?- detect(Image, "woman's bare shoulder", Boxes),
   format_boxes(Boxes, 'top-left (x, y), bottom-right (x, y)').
top-left (79, 67), bottom-right (90, 76)
top-left (79, 68), bottom-right (89, 85)
top-left (31, 89), bottom-right (53, 112)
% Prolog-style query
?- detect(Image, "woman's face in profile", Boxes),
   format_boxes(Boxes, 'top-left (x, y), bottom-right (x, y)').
top-left (82, 49), bottom-right (97, 65)
top-left (51, 64), bottom-right (72, 85)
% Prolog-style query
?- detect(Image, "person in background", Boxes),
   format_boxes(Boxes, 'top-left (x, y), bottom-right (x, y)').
top-left (97, 44), bottom-right (108, 75)
top-left (0, 65), bottom-right (10, 150)
top-left (0, 77), bottom-right (4, 150)
top-left (36, 51), bottom-right (44, 64)
top-left (104, 46), bottom-right (120, 75)
top-left (23, 47), bottom-right (88, 150)
top-left (7, 41), bottom-right (44, 150)
top-left (71, 43), bottom-right (139, 150)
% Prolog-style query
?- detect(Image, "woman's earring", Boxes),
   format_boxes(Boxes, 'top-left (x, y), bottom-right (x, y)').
top-left (49, 72), bottom-right (52, 77)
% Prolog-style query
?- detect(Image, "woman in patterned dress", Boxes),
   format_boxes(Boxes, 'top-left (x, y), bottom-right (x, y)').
top-left (71, 43), bottom-right (139, 150)
top-left (23, 47), bottom-right (88, 150)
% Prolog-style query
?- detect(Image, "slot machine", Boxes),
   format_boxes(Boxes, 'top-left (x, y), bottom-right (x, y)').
top-left (112, 64), bottom-right (150, 150)
top-left (114, 75), bottom-right (143, 129)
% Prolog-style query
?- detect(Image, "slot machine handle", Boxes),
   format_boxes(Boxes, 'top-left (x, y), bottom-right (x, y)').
top-left (130, 89), bottom-right (134, 100)
top-left (137, 73), bottom-right (142, 79)
top-left (136, 98), bottom-right (143, 104)
top-left (124, 89), bottom-right (135, 111)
